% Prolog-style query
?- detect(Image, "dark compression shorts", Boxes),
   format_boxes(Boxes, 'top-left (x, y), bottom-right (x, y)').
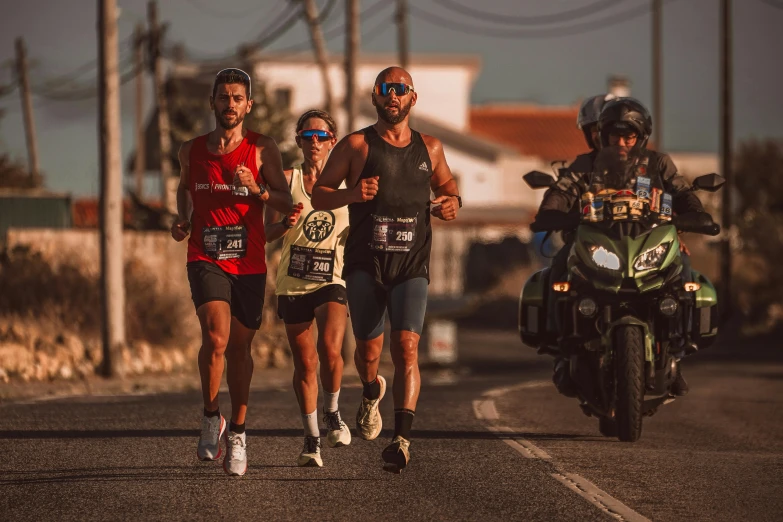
top-left (345, 270), bottom-right (428, 340)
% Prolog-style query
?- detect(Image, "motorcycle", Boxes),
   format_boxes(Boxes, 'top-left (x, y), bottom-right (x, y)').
top-left (518, 152), bottom-right (724, 442)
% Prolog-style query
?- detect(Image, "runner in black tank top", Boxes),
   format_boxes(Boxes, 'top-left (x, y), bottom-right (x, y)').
top-left (311, 67), bottom-right (461, 473)
top-left (344, 125), bottom-right (433, 286)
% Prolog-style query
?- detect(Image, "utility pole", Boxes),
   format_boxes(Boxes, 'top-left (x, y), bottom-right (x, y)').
top-left (147, 0), bottom-right (174, 212)
top-left (345, 0), bottom-right (359, 132)
top-left (134, 23), bottom-right (146, 200)
top-left (14, 38), bottom-right (40, 183)
top-left (98, 0), bottom-right (126, 378)
top-left (719, 0), bottom-right (733, 319)
top-left (302, 0), bottom-right (333, 114)
top-left (396, 0), bottom-right (409, 70)
top-left (652, 0), bottom-right (662, 150)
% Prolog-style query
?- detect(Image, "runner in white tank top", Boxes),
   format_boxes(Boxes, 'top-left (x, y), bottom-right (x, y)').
top-left (264, 110), bottom-right (351, 468)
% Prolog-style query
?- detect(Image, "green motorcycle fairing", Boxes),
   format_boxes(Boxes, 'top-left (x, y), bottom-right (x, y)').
top-left (568, 222), bottom-right (682, 294)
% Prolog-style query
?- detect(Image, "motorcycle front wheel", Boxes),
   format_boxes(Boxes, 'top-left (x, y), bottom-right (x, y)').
top-left (614, 325), bottom-right (645, 442)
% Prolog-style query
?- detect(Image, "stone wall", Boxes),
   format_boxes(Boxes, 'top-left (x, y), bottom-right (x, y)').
top-left (0, 228), bottom-right (290, 382)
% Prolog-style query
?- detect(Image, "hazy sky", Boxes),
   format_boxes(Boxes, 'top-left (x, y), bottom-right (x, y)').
top-left (0, 0), bottom-right (780, 196)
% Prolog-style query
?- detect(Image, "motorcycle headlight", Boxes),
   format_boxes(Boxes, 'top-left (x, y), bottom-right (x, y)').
top-left (633, 242), bottom-right (672, 271)
top-left (590, 246), bottom-right (621, 270)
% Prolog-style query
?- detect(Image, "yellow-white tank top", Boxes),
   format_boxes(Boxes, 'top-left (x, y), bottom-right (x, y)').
top-left (276, 165), bottom-right (349, 296)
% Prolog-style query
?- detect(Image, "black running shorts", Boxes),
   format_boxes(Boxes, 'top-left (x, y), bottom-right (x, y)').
top-left (345, 270), bottom-right (428, 340)
top-left (187, 260), bottom-right (266, 330)
top-left (277, 284), bottom-right (348, 325)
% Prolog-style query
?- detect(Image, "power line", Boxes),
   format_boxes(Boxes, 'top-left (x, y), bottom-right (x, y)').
top-left (433, 0), bottom-right (625, 26)
top-left (759, 0), bottom-right (783, 9)
top-left (27, 34), bottom-right (135, 93)
top-left (275, 0), bottom-right (390, 53)
top-left (410, 0), bottom-right (680, 39)
top-left (182, 0), bottom-right (271, 19)
top-left (162, 2), bottom-right (309, 63)
top-left (32, 55), bottom-right (141, 101)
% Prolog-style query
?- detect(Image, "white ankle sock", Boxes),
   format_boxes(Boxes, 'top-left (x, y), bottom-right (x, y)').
top-left (302, 410), bottom-right (319, 437)
top-left (324, 389), bottom-right (340, 413)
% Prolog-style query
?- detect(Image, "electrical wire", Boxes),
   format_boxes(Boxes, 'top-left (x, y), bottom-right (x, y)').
top-left (759, 0), bottom-right (783, 9)
top-left (182, 0), bottom-right (271, 19)
top-left (274, 0), bottom-right (390, 53)
top-left (432, 0), bottom-right (625, 26)
top-left (410, 0), bottom-right (679, 39)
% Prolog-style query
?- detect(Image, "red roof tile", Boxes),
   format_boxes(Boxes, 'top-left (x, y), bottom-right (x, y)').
top-left (469, 105), bottom-right (588, 163)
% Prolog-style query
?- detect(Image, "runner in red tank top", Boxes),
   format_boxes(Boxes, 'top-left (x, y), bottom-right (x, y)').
top-left (169, 68), bottom-right (293, 476)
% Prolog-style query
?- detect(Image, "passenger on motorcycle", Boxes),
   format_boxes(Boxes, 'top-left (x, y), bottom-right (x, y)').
top-left (534, 97), bottom-right (705, 397)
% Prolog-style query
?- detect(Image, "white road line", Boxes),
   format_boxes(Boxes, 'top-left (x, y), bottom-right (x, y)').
top-left (481, 380), bottom-right (550, 398)
top-left (472, 399), bottom-right (498, 420)
top-left (475, 384), bottom-right (650, 522)
top-left (552, 472), bottom-right (651, 522)
top-left (489, 425), bottom-right (552, 460)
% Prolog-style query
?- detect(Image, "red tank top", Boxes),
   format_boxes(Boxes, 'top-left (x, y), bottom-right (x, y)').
top-left (187, 130), bottom-right (267, 274)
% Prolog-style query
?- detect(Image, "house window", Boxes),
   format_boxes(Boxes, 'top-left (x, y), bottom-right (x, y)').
top-left (274, 88), bottom-right (292, 109)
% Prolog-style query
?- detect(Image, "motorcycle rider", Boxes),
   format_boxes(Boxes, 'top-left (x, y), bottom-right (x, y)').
top-left (534, 97), bottom-right (704, 397)
top-left (537, 94), bottom-right (613, 398)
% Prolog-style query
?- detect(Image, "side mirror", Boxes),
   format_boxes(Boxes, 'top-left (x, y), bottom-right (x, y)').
top-left (523, 171), bottom-right (555, 189)
top-left (692, 173), bottom-right (726, 192)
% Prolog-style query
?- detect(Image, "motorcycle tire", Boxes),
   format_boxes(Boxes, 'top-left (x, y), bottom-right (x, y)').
top-left (598, 417), bottom-right (618, 437)
top-left (615, 325), bottom-right (645, 442)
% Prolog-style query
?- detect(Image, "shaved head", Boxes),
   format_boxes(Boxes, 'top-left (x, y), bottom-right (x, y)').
top-left (375, 66), bottom-right (413, 86)
top-left (372, 66), bottom-right (417, 125)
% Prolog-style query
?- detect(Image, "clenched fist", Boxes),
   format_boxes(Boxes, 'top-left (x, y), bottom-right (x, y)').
top-left (354, 176), bottom-right (379, 202)
top-left (285, 202), bottom-right (304, 228)
top-left (430, 195), bottom-right (459, 221)
top-left (170, 219), bottom-right (191, 241)
top-left (234, 164), bottom-right (267, 199)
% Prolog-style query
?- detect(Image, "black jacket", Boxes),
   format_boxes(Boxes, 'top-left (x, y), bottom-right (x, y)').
top-left (539, 149), bottom-right (704, 215)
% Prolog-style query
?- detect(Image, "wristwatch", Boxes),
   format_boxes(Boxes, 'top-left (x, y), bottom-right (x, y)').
top-left (281, 217), bottom-right (294, 229)
top-left (255, 184), bottom-right (267, 199)
top-left (454, 195), bottom-right (463, 208)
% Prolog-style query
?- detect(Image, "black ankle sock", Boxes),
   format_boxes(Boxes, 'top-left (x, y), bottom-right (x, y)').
top-left (204, 408), bottom-right (220, 418)
top-left (229, 421), bottom-right (245, 434)
top-left (362, 377), bottom-right (381, 400)
top-left (394, 409), bottom-right (415, 440)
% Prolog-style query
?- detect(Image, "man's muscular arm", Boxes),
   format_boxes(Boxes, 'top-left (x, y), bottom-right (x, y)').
top-left (257, 135), bottom-right (293, 214)
top-left (425, 135), bottom-right (459, 221)
top-left (171, 141), bottom-right (193, 241)
top-left (312, 133), bottom-right (377, 210)
top-left (264, 170), bottom-right (303, 242)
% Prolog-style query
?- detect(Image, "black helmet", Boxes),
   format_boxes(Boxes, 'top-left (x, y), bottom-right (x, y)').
top-left (598, 97), bottom-right (653, 149)
top-left (577, 93), bottom-right (616, 149)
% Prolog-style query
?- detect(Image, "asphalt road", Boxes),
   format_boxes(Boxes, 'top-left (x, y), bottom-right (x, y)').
top-left (1, 328), bottom-right (781, 521)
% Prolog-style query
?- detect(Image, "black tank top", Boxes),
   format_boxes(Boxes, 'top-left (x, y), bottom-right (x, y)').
top-left (343, 126), bottom-right (433, 286)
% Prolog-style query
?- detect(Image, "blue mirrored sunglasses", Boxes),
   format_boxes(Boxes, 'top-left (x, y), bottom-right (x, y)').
top-left (298, 129), bottom-right (334, 141)
top-left (372, 82), bottom-right (414, 96)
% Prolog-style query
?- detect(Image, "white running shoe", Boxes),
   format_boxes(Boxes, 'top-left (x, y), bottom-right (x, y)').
top-left (356, 375), bottom-right (386, 441)
top-left (223, 430), bottom-right (248, 476)
top-left (324, 410), bottom-right (352, 448)
top-left (297, 436), bottom-right (323, 467)
top-left (197, 414), bottom-right (225, 461)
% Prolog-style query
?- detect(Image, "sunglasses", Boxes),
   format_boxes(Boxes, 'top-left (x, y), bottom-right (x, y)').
top-left (297, 129), bottom-right (334, 142)
top-left (372, 83), bottom-right (414, 96)
top-left (214, 68), bottom-right (252, 97)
